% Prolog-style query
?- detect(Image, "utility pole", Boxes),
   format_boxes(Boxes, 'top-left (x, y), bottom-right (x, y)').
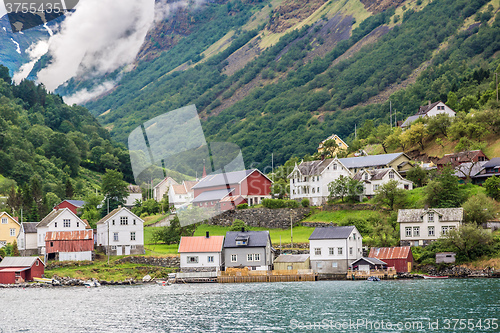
top-left (355, 124), bottom-right (357, 139)
top-left (107, 221), bottom-right (110, 265)
top-left (390, 101), bottom-right (392, 128)
top-left (496, 73), bottom-right (498, 102)
top-left (290, 213), bottom-right (293, 249)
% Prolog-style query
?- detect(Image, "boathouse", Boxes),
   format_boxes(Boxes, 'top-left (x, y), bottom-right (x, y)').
top-left (0, 257), bottom-right (45, 284)
top-left (369, 246), bottom-right (414, 273)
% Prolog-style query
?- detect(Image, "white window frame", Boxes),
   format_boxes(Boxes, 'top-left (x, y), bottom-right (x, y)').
top-left (231, 254), bottom-right (237, 262)
top-left (207, 256), bottom-right (214, 263)
top-left (389, 171), bottom-right (395, 179)
top-left (254, 253), bottom-right (260, 261)
top-left (130, 232), bottom-right (136, 241)
top-left (413, 227), bottom-right (420, 237)
top-left (63, 219), bottom-right (70, 228)
top-left (120, 216), bottom-right (128, 225)
top-left (314, 248), bottom-right (321, 256)
top-left (1, 217), bottom-right (7, 224)
top-left (187, 256), bottom-right (199, 264)
top-left (247, 254), bottom-right (253, 262)
top-left (405, 227), bottom-right (412, 237)
top-left (349, 247), bottom-right (353, 255)
top-left (113, 232), bottom-right (119, 242)
top-left (428, 212), bottom-right (434, 222)
top-left (332, 262), bottom-right (338, 268)
top-left (337, 247), bottom-right (343, 255)
top-left (428, 226), bottom-right (435, 236)
top-left (329, 247), bottom-right (334, 255)
top-left (10, 228), bottom-right (16, 237)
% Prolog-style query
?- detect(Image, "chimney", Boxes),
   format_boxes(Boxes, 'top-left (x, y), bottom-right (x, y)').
top-left (428, 100), bottom-right (431, 107)
top-left (206, 231), bottom-right (210, 238)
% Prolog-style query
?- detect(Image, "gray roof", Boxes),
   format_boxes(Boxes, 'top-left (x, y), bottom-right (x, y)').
top-left (401, 115), bottom-right (423, 128)
top-left (0, 257), bottom-right (44, 267)
top-left (21, 222), bottom-right (38, 234)
top-left (454, 161), bottom-right (488, 178)
top-left (64, 200), bottom-right (85, 207)
top-left (339, 153), bottom-right (406, 169)
top-left (192, 188), bottom-right (234, 203)
top-left (353, 168), bottom-right (392, 181)
top-left (224, 230), bottom-right (271, 248)
top-left (417, 101), bottom-right (441, 115)
top-left (193, 169), bottom-right (267, 189)
top-left (398, 208), bottom-right (464, 223)
top-left (295, 159), bottom-right (335, 176)
top-left (274, 254), bottom-right (310, 263)
top-left (36, 209), bottom-right (65, 228)
top-left (351, 257), bottom-right (387, 266)
top-left (482, 158), bottom-right (500, 168)
top-left (309, 226), bottom-right (355, 240)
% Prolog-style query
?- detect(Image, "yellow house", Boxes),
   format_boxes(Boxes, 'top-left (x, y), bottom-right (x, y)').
top-left (318, 134), bottom-right (349, 154)
top-left (0, 212), bottom-right (21, 247)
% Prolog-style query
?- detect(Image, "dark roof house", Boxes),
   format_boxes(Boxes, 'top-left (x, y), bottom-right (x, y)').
top-left (309, 226), bottom-right (356, 240)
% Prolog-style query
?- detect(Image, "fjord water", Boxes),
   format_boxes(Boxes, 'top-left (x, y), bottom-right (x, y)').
top-left (1, 279), bottom-right (498, 332)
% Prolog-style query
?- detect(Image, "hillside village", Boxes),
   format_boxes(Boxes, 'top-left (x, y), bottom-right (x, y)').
top-left (1, 100), bottom-right (499, 284)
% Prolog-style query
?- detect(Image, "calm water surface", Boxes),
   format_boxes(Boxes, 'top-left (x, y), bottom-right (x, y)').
top-left (0, 279), bottom-right (499, 332)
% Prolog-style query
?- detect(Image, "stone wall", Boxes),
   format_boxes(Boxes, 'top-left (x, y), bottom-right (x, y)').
top-left (116, 256), bottom-right (180, 268)
top-left (207, 207), bottom-right (311, 229)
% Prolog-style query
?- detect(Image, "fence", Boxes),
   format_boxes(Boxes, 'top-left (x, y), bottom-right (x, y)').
top-left (218, 268), bottom-right (316, 283)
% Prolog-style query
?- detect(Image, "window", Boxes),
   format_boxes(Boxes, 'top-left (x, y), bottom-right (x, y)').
top-left (389, 171), bottom-right (395, 179)
top-left (0, 241), bottom-right (6, 246)
top-left (337, 247), bottom-right (343, 255)
top-left (247, 254), bottom-right (253, 261)
top-left (231, 254), bottom-right (237, 262)
top-left (364, 173), bottom-right (368, 180)
top-left (314, 248), bottom-right (321, 256)
top-left (404, 185), bottom-right (409, 190)
top-left (332, 262), bottom-right (338, 268)
top-left (120, 216), bottom-right (128, 225)
top-left (442, 226), bottom-right (449, 235)
top-left (111, 246), bottom-right (117, 250)
top-left (413, 227), bottom-right (420, 237)
top-left (317, 262), bottom-right (323, 269)
top-left (428, 226), bottom-right (435, 236)
top-left (133, 219), bottom-right (136, 225)
top-left (187, 256), bottom-right (199, 263)
top-left (317, 187), bottom-right (320, 192)
top-left (10, 228), bottom-right (15, 237)
top-left (287, 265), bottom-right (293, 270)
top-left (374, 185), bottom-right (379, 191)
top-left (353, 233), bottom-right (356, 240)
top-left (333, 164), bottom-right (337, 170)
top-left (50, 242), bottom-right (53, 247)
top-left (317, 176), bottom-right (319, 181)
top-left (63, 219), bottom-right (70, 228)
top-left (405, 227), bottom-right (412, 237)
top-left (130, 232), bottom-right (136, 241)
top-left (254, 253), bottom-right (260, 261)
top-left (76, 221), bottom-right (79, 228)
top-left (208, 256), bottom-right (214, 263)
top-left (349, 247), bottom-right (353, 255)
top-left (1, 217), bottom-right (7, 224)
top-left (112, 220), bottom-right (115, 226)
top-left (113, 232), bottom-right (119, 241)
top-left (54, 222), bottom-right (57, 228)
top-left (329, 247), bottom-right (334, 255)
top-left (312, 188), bottom-right (315, 193)
top-left (428, 212), bottom-right (434, 222)
top-left (35, 260), bottom-right (39, 266)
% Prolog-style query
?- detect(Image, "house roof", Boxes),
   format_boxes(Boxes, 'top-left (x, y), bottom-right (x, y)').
top-left (172, 184), bottom-right (188, 195)
top-left (192, 188), bottom-right (234, 203)
top-left (154, 177), bottom-right (178, 190)
top-left (223, 230), bottom-right (271, 248)
top-left (454, 161), bottom-right (488, 178)
top-left (21, 222), bottom-right (38, 234)
top-left (220, 195), bottom-right (246, 203)
top-left (96, 207), bottom-right (143, 225)
top-left (339, 153), bottom-right (407, 169)
top-left (36, 209), bottom-right (66, 228)
top-left (0, 212), bottom-right (20, 226)
top-left (369, 246), bottom-right (412, 260)
top-left (437, 150), bottom-right (486, 166)
top-left (353, 168), bottom-right (392, 181)
top-left (184, 181), bottom-right (198, 192)
top-left (319, 134), bottom-right (348, 148)
top-left (294, 159), bottom-right (336, 176)
top-left (0, 256), bottom-right (44, 268)
top-left (309, 226), bottom-right (355, 240)
top-left (397, 208), bottom-right (464, 223)
top-left (351, 257), bottom-right (388, 266)
top-left (127, 185), bottom-right (142, 193)
top-left (45, 230), bottom-right (94, 241)
top-left (401, 115), bottom-right (423, 128)
top-left (482, 157), bottom-right (500, 168)
top-left (274, 254), bottom-right (310, 263)
top-left (63, 200), bottom-right (86, 207)
top-left (193, 169), bottom-right (271, 189)
top-left (178, 235), bottom-right (224, 253)
top-left (417, 101), bottom-right (441, 115)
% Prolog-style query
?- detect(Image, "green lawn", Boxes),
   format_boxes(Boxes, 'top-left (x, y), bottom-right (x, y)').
top-left (303, 210), bottom-right (381, 223)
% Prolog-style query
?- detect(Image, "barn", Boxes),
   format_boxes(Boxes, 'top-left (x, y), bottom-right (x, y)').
top-left (0, 257), bottom-right (45, 284)
top-left (45, 230), bottom-right (94, 261)
top-left (273, 254), bottom-right (310, 271)
top-left (369, 246), bottom-right (414, 273)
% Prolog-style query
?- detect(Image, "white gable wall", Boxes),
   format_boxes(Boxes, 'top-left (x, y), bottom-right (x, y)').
top-left (37, 209), bottom-right (87, 254)
top-left (96, 208), bottom-right (144, 255)
top-left (426, 102), bottom-right (455, 118)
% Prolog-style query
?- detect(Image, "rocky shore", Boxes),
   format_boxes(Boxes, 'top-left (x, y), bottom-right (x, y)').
top-left (398, 265), bottom-right (499, 278)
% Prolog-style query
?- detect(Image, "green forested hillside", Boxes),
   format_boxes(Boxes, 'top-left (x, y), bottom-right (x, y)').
top-left (0, 67), bottom-right (132, 220)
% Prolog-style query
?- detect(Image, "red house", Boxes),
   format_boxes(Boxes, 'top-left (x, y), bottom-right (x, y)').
top-left (0, 257), bottom-right (45, 284)
top-left (53, 200), bottom-right (86, 215)
top-left (45, 230), bottom-right (94, 261)
top-left (192, 169), bottom-right (272, 209)
top-left (369, 246), bottom-right (414, 273)
top-left (436, 150), bottom-right (488, 169)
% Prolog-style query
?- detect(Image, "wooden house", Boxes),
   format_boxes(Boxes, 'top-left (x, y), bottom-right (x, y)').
top-left (17, 222), bottom-right (38, 256)
top-left (369, 246), bottom-right (414, 273)
top-left (273, 254), bottom-right (310, 271)
top-left (178, 232), bottom-right (224, 272)
top-left (54, 200), bottom-right (85, 215)
top-left (0, 212), bottom-right (21, 248)
top-left (45, 230), bottom-right (94, 261)
top-left (0, 257), bottom-right (44, 284)
top-left (223, 230), bottom-right (274, 271)
top-left (350, 257), bottom-right (388, 272)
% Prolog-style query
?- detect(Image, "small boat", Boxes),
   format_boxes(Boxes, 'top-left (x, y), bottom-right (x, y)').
top-left (156, 280), bottom-right (172, 286)
top-left (423, 275), bottom-right (449, 279)
top-left (367, 276), bottom-right (380, 281)
top-left (84, 280), bottom-right (101, 287)
top-left (34, 277), bottom-right (60, 285)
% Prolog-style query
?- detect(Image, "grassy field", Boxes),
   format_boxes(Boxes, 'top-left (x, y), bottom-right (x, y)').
top-left (302, 210), bottom-right (382, 223)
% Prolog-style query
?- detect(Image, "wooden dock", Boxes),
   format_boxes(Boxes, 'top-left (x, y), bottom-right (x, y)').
top-left (346, 268), bottom-right (397, 280)
top-left (218, 269), bottom-right (316, 283)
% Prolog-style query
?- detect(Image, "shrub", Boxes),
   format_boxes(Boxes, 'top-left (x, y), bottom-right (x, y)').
top-left (237, 203), bottom-right (248, 210)
top-left (301, 198), bottom-right (310, 208)
top-left (229, 219), bottom-right (249, 231)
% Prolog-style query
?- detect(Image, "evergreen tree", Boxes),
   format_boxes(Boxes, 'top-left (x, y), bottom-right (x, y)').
top-left (65, 179), bottom-right (74, 199)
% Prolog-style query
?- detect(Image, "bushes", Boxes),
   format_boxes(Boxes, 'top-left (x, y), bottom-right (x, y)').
top-left (262, 198), bottom-right (299, 209)
top-left (301, 198), bottom-right (310, 208)
top-left (236, 203), bottom-right (248, 210)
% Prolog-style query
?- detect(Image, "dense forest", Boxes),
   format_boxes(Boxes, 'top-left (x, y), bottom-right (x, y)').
top-left (0, 66), bottom-right (132, 220)
top-left (77, 0), bottom-right (500, 171)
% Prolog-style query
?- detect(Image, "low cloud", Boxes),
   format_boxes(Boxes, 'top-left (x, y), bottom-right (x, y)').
top-left (63, 79), bottom-right (119, 105)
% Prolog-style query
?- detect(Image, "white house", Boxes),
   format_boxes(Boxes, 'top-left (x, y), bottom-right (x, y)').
top-left (288, 158), bottom-right (352, 206)
top-left (168, 180), bottom-right (198, 209)
top-left (309, 226), bottom-right (363, 274)
top-left (402, 101), bottom-right (456, 129)
top-left (153, 177), bottom-right (178, 201)
top-left (178, 232), bottom-right (224, 272)
top-left (398, 208), bottom-right (464, 246)
top-left (124, 184), bottom-right (142, 208)
top-left (353, 168), bottom-right (413, 197)
top-left (36, 208), bottom-right (89, 255)
top-left (96, 207), bottom-right (145, 255)
top-left (17, 222), bottom-right (38, 256)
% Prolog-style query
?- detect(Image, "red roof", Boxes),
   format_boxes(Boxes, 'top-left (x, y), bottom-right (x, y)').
top-left (178, 236), bottom-right (224, 253)
top-left (369, 246), bottom-right (412, 259)
top-left (45, 230), bottom-right (94, 241)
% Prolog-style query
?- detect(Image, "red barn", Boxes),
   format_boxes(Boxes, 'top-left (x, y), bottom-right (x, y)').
top-left (369, 246), bottom-right (414, 273)
top-left (45, 230), bottom-right (94, 261)
top-left (192, 169), bottom-right (272, 209)
top-left (0, 257), bottom-right (45, 284)
top-left (53, 200), bottom-right (86, 215)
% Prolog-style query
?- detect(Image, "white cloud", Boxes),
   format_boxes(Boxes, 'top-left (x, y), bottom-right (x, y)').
top-left (63, 79), bottom-right (118, 105)
top-left (13, 40), bottom-right (50, 84)
top-left (37, 0), bottom-right (156, 91)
